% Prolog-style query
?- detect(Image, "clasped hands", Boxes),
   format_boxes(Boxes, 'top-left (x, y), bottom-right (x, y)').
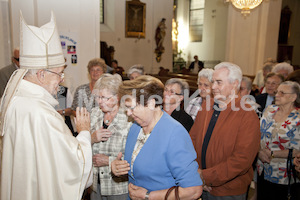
top-left (110, 153), bottom-right (146, 199)
top-left (198, 169), bottom-right (212, 192)
top-left (258, 148), bottom-right (272, 163)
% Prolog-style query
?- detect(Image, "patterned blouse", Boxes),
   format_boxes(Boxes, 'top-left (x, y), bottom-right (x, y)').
top-left (257, 105), bottom-right (300, 185)
top-left (71, 83), bottom-right (97, 112)
top-left (91, 107), bottom-right (132, 195)
top-left (185, 97), bottom-right (202, 120)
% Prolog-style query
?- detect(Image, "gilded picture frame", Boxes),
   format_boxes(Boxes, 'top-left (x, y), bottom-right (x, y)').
top-left (125, 0), bottom-right (146, 38)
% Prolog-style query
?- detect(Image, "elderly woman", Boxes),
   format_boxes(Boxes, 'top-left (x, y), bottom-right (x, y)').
top-left (272, 62), bottom-right (294, 80)
top-left (71, 58), bottom-right (106, 115)
top-left (185, 68), bottom-right (214, 120)
top-left (111, 75), bottom-right (202, 200)
top-left (163, 78), bottom-right (193, 131)
top-left (257, 81), bottom-right (300, 199)
top-left (127, 64), bottom-right (144, 80)
top-left (90, 74), bottom-right (132, 200)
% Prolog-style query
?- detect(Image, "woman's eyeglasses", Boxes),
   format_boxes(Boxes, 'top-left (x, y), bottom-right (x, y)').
top-left (275, 91), bottom-right (294, 96)
top-left (164, 88), bottom-right (182, 96)
top-left (94, 95), bottom-right (114, 101)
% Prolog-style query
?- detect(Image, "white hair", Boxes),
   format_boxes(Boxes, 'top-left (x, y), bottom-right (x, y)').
top-left (94, 73), bottom-right (122, 95)
top-left (242, 76), bottom-right (252, 91)
top-left (214, 62), bottom-right (242, 88)
top-left (198, 68), bottom-right (214, 83)
top-left (272, 62), bottom-right (294, 74)
top-left (127, 64), bottom-right (144, 77)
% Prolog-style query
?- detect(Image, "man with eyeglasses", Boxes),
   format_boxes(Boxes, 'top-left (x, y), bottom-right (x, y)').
top-left (255, 72), bottom-right (284, 116)
top-left (0, 48), bottom-right (20, 97)
top-left (0, 13), bottom-right (92, 200)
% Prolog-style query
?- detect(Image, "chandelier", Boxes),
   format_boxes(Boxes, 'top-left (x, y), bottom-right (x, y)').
top-left (226, 0), bottom-right (264, 15)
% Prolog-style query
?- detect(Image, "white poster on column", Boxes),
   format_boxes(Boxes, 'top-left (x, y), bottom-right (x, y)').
top-left (59, 32), bottom-right (79, 92)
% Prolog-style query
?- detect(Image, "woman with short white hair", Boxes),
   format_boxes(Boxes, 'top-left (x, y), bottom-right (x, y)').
top-left (90, 73), bottom-right (132, 200)
top-left (272, 62), bottom-right (294, 79)
top-left (185, 68), bottom-right (214, 120)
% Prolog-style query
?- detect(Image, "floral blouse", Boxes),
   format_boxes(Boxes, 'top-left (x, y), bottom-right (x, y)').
top-left (257, 105), bottom-right (300, 185)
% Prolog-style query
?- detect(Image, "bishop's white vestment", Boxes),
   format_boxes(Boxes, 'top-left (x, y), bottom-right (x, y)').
top-left (0, 79), bottom-right (92, 200)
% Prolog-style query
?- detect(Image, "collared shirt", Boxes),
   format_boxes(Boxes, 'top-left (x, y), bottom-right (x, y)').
top-left (185, 97), bottom-right (202, 120)
top-left (71, 83), bottom-right (97, 112)
top-left (265, 95), bottom-right (274, 113)
top-left (91, 107), bottom-right (132, 195)
top-left (258, 105), bottom-right (300, 185)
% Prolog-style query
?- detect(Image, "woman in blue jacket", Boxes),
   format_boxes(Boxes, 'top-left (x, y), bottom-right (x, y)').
top-left (111, 75), bottom-right (203, 200)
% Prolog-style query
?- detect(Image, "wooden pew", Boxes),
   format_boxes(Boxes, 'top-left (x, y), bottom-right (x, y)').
top-left (150, 74), bottom-right (198, 95)
top-left (150, 72), bottom-right (256, 96)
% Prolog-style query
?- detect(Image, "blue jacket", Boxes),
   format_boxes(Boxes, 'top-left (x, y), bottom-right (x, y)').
top-left (124, 112), bottom-right (202, 193)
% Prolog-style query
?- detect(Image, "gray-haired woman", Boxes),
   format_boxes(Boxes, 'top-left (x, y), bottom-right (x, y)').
top-left (90, 73), bottom-right (132, 200)
top-left (71, 58), bottom-right (106, 115)
top-left (163, 78), bottom-right (194, 131)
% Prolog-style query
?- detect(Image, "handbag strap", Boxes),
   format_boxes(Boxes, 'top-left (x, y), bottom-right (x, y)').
top-left (165, 186), bottom-right (180, 200)
top-left (174, 186), bottom-right (180, 200)
top-left (287, 149), bottom-right (293, 200)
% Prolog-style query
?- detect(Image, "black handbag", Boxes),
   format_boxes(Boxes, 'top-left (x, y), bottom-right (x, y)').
top-left (287, 149), bottom-right (297, 200)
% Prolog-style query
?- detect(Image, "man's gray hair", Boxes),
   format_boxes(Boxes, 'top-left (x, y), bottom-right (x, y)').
top-left (198, 68), bottom-right (214, 83)
top-left (272, 62), bottom-right (294, 74)
top-left (165, 78), bottom-right (189, 96)
top-left (242, 76), bottom-right (252, 91)
top-left (262, 62), bottom-right (275, 72)
top-left (214, 62), bottom-right (242, 88)
top-left (94, 73), bottom-right (122, 95)
top-left (128, 64), bottom-right (144, 77)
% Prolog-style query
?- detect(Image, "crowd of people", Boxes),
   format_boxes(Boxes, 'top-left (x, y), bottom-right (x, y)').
top-left (1, 12), bottom-right (300, 200)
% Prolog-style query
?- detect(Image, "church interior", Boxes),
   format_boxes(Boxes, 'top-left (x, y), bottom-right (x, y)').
top-left (1, 1), bottom-right (300, 200)
top-left (0, 0), bottom-right (299, 93)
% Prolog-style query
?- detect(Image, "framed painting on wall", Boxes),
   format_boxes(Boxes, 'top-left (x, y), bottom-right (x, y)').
top-left (125, 0), bottom-right (146, 38)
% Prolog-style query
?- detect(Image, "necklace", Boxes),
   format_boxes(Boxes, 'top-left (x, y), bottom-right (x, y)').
top-left (104, 107), bottom-right (119, 125)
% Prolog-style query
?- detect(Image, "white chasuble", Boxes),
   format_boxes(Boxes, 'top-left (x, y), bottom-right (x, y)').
top-left (0, 80), bottom-right (92, 200)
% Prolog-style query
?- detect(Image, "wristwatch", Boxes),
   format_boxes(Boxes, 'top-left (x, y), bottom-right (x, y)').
top-left (145, 190), bottom-right (150, 200)
top-left (271, 150), bottom-right (274, 158)
top-left (62, 109), bottom-right (65, 116)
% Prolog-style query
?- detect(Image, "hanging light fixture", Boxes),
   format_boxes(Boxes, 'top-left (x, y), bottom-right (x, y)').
top-left (226, 0), bottom-right (264, 15)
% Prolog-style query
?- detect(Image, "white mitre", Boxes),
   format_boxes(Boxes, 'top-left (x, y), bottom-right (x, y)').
top-left (20, 11), bottom-right (65, 69)
top-left (0, 11), bottom-right (65, 136)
